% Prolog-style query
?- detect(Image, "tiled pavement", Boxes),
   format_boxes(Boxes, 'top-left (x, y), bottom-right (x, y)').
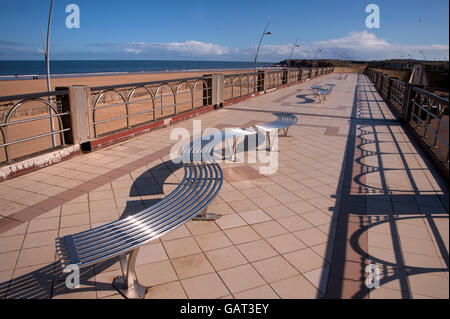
top-left (0, 73), bottom-right (448, 299)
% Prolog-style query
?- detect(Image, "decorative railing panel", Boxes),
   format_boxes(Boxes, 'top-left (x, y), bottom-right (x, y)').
top-left (365, 68), bottom-right (449, 176)
top-left (0, 91), bottom-right (70, 163)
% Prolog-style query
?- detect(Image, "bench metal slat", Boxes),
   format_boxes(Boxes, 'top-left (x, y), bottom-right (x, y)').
top-left (80, 165), bottom-right (222, 266)
top-left (75, 164), bottom-right (207, 256)
top-left (77, 164), bottom-right (214, 260)
top-left (70, 165), bottom-right (194, 241)
top-left (78, 165), bottom-right (221, 266)
top-left (72, 165), bottom-right (200, 249)
top-left (62, 235), bottom-right (81, 265)
top-left (79, 165), bottom-right (219, 260)
top-left (70, 165), bottom-right (194, 243)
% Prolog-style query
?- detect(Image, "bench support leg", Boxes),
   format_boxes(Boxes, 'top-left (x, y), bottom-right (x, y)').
top-left (192, 207), bottom-right (221, 221)
top-left (221, 137), bottom-right (238, 162)
top-left (266, 132), bottom-right (271, 151)
top-left (281, 127), bottom-right (289, 136)
top-left (232, 136), bottom-right (237, 162)
top-left (266, 131), bottom-right (279, 152)
top-left (113, 248), bottom-right (147, 299)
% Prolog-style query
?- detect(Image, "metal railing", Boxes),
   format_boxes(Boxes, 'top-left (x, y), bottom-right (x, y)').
top-left (90, 76), bottom-right (211, 137)
top-left (223, 72), bottom-right (256, 101)
top-left (266, 70), bottom-right (283, 89)
top-left (0, 90), bottom-right (70, 163)
top-left (389, 78), bottom-right (407, 115)
top-left (366, 68), bottom-right (449, 176)
top-left (409, 87), bottom-right (449, 164)
top-left (222, 67), bottom-right (332, 101)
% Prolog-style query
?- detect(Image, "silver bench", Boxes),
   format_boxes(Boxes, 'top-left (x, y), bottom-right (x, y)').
top-left (183, 128), bottom-right (258, 163)
top-left (311, 86), bottom-right (331, 103)
top-left (252, 112), bottom-right (298, 151)
top-left (56, 162), bottom-right (223, 298)
top-left (325, 83), bottom-right (336, 92)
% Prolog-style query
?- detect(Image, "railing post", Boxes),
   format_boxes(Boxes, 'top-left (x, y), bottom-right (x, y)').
top-left (282, 68), bottom-right (288, 85)
top-left (255, 70), bottom-right (264, 93)
top-left (387, 77), bottom-right (393, 101)
top-left (55, 87), bottom-right (73, 145)
top-left (67, 85), bottom-right (92, 145)
top-left (402, 83), bottom-right (413, 122)
top-left (298, 68), bottom-right (303, 82)
top-left (203, 75), bottom-right (213, 106)
top-left (379, 73), bottom-right (383, 91)
top-left (211, 74), bottom-right (223, 109)
top-left (257, 70), bottom-right (266, 92)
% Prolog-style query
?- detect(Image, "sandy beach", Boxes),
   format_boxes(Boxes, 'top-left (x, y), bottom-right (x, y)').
top-left (0, 69), bottom-right (255, 96)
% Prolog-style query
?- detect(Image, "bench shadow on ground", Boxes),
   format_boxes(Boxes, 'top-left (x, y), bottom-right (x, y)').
top-left (295, 94), bottom-right (316, 104)
top-left (0, 132), bottom-right (266, 299)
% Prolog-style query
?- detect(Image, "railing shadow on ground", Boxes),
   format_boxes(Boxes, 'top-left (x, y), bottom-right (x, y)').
top-left (0, 131), bottom-right (267, 299)
top-left (322, 74), bottom-right (449, 299)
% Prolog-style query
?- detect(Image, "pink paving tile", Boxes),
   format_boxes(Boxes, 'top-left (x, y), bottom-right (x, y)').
top-left (218, 264), bottom-right (266, 294)
top-left (238, 210), bottom-right (272, 225)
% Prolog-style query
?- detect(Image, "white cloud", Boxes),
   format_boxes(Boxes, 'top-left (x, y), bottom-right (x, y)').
top-left (317, 30), bottom-right (390, 50)
top-left (124, 48), bottom-right (142, 54)
top-left (115, 40), bottom-right (230, 57)
top-left (164, 40), bottom-right (230, 55)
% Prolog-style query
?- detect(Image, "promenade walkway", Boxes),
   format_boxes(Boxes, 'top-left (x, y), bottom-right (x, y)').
top-left (0, 73), bottom-right (448, 299)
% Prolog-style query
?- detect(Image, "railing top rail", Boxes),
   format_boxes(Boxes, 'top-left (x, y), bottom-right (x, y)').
top-left (224, 72), bottom-right (257, 77)
top-left (90, 75), bottom-right (212, 92)
top-left (391, 78), bottom-right (405, 85)
top-left (0, 89), bottom-right (69, 103)
top-left (412, 86), bottom-right (449, 105)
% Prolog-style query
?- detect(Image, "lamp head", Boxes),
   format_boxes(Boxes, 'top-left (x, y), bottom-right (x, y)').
top-left (265, 31), bottom-right (272, 35)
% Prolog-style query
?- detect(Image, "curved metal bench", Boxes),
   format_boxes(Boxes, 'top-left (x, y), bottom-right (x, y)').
top-left (56, 162), bottom-right (223, 298)
top-left (252, 112), bottom-right (298, 151)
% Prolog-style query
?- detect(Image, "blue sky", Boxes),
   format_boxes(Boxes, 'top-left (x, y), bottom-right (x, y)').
top-left (0, 0), bottom-right (448, 61)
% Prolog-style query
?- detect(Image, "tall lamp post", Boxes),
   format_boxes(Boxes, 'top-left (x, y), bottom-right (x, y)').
top-left (253, 21), bottom-right (272, 92)
top-left (287, 40), bottom-right (300, 68)
top-left (40, 0), bottom-right (56, 147)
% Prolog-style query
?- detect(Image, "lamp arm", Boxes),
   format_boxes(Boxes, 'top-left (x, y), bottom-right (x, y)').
top-left (254, 21), bottom-right (270, 70)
